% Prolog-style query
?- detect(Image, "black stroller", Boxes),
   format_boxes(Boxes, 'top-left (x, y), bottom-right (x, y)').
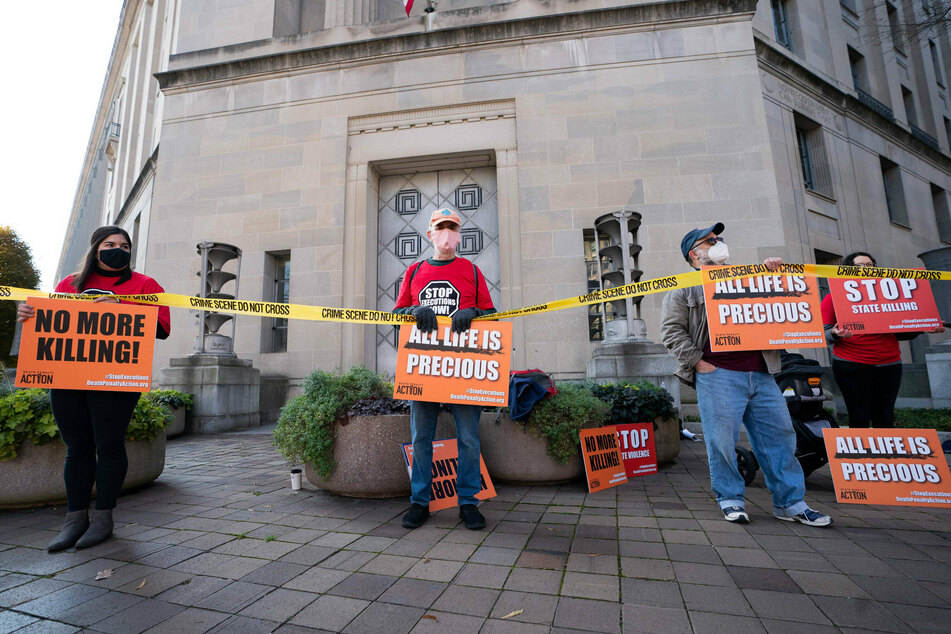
top-left (735, 352), bottom-right (839, 484)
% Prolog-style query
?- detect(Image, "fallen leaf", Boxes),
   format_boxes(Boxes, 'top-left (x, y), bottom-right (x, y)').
top-left (588, 553), bottom-right (604, 557)
top-left (94, 569), bottom-right (114, 581)
top-left (253, 482), bottom-right (259, 486)
top-left (421, 615), bottom-right (438, 622)
top-left (501, 609), bottom-right (523, 619)
top-left (126, 523), bottom-right (138, 527)
top-left (424, 558), bottom-right (431, 564)
top-left (264, 505), bottom-right (273, 508)
top-left (136, 579), bottom-right (146, 590)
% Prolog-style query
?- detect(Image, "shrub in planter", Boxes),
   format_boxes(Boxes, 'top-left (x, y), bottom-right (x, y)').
top-left (589, 381), bottom-right (677, 426)
top-left (273, 366), bottom-right (392, 479)
top-left (0, 388), bottom-right (173, 461)
top-left (525, 383), bottom-right (611, 464)
top-left (146, 389), bottom-right (193, 437)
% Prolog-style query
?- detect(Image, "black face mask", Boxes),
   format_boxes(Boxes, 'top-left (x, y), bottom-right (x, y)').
top-left (98, 248), bottom-right (131, 269)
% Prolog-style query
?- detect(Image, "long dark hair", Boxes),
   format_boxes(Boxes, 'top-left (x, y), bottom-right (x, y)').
top-left (68, 225), bottom-right (133, 291)
top-left (842, 251), bottom-right (876, 267)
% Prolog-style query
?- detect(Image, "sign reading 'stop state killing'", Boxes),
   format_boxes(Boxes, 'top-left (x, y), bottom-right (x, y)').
top-left (16, 297), bottom-right (157, 392)
top-left (828, 275), bottom-right (942, 334)
top-left (702, 264), bottom-right (825, 351)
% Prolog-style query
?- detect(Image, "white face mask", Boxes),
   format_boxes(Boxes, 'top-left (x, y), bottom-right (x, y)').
top-left (706, 241), bottom-right (729, 264)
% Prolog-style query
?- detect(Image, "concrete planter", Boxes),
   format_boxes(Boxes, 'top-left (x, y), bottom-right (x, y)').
top-left (654, 416), bottom-right (681, 465)
top-left (479, 414), bottom-right (584, 484)
top-left (166, 406), bottom-right (187, 438)
top-left (479, 414), bottom-right (681, 485)
top-left (0, 433), bottom-right (167, 509)
top-left (304, 414), bottom-right (455, 498)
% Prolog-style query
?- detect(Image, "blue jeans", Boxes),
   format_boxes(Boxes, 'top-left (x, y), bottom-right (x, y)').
top-left (409, 401), bottom-right (483, 507)
top-left (695, 368), bottom-right (807, 517)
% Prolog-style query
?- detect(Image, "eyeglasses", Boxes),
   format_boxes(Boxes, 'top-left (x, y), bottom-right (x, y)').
top-left (693, 236), bottom-right (723, 247)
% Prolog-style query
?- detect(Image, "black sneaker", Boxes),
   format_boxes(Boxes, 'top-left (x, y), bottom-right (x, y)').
top-left (774, 508), bottom-right (832, 527)
top-left (402, 503), bottom-right (430, 529)
top-left (458, 504), bottom-right (486, 530)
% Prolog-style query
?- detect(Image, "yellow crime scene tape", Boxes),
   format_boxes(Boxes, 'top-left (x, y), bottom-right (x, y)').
top-left (2, 263), bottom-right (949, 325)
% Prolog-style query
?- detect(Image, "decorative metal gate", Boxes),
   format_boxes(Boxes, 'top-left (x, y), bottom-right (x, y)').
top-left (376, 167), bottom-right (500, 374)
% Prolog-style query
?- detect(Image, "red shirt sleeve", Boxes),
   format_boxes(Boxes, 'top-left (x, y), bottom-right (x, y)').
top-left (394, 263), bottom-right (419, 310)
top-left (820, 293), bottom-right (836, 326)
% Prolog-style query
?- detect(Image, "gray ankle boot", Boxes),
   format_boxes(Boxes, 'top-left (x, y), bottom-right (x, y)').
top-left (75, 509), bottom-right (114, 549)
top-left (47, 510), bottom-right (89, 551)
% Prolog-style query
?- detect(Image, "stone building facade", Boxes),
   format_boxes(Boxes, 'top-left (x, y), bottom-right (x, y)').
top-left (59, 0), bottom-right (951, 403)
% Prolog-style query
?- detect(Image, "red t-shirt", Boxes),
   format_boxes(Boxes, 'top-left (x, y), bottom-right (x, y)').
top-left (56, 270), bottom-right (171, 338)
top-left (394, 257), bottom-right (494, 316)
top-left (820, 293), bottom-right (899, 365)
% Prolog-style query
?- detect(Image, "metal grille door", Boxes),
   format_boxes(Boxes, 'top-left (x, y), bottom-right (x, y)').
top-left (376, 168), bottom-right (500, 374)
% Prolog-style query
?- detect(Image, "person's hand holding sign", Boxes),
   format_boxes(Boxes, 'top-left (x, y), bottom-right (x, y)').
top-left (92, 296), bottom-right (120, 304)
top-left (831, 323), bottom-right (854, 339)
top-left (451, 308), bottom-right (478, 334)
top-left (762, 257), bottom-right (783, 271)
top-left (411, 305), bottom-right (437, 332)
top-left (16, 303), bottom-right (34, 323)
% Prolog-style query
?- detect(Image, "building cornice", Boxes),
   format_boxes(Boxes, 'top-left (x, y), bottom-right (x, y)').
top-left (755, 38), bottom-right (949, 166)
top-left (156, 0), bottom-right (758, 91)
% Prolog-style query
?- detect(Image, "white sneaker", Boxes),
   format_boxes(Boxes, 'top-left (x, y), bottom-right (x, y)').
top-left (722, 506), bottom-right (750, 523)
top-left (775, 508), bottom-right (832, 527)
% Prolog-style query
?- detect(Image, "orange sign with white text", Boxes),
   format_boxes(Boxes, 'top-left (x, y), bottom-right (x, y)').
top-left (402, 439), bottom-right (497, 512)
top-left (580, 426), bottom-right (628, 494)
top-left (702, 264), bottom-right (825, 351)
top-left (15, 297), bottom-right (157, 392)
top-left (822, 428), bottom-right (951, 508)
top-left (828, 275), bottom-right (942, 335)
top-left (394, 321), bottom-right (512, 407)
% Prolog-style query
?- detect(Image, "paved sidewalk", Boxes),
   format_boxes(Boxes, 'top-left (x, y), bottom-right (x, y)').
top-left (2, 431), bottom-right (950, 633)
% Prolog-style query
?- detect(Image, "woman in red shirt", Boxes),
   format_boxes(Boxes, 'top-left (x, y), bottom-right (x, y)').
top-left (822, 252), bottom-right (943, 428)
top-left (17, 226), bottom-right (170, 551)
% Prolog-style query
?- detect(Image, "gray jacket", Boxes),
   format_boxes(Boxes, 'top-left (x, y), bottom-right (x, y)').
top-left (660, 283), bottom-right (781, 385)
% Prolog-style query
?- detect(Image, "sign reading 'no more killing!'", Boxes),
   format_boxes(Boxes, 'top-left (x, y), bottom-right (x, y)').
top-left (702, 264), bottom-right (825, 351)
top-left (394, 321), bottom-right (512, 407)
top-left (15, 297), bottom-right (158, 392)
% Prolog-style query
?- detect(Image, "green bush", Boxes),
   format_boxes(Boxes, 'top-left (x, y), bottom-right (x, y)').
top-left (273, 366), bottom-right (392, 478)
top-left (145, 389), bottom-right (193, 411)
top-left (526, 383), bottom-right (611, 464)
top-left (824, 407), bottom-right (951, 432)
top-left (589, 381), bottom-right (677, 427)
top-left (0, 389), bottom-right (173, 461)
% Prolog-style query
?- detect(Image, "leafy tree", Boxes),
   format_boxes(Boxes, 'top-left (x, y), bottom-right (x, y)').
top-left (0, 226), bottom-right (41, 366)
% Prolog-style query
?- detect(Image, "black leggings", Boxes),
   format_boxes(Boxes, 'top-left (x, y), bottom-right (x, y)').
top-left (50, 389), bottom-right (140, 512)
top-left (832, 359), bottom-right (903, 429)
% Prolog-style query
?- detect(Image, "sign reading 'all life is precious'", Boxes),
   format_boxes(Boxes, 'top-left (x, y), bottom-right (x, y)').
top-left (394, 321), bottom-right (512, 407)
top-left (822, 428), bottom-right (951, 508)
top-left (16, 297), bottom-right (157, 392)
top-left (702, 264), bottom-right (825, 351)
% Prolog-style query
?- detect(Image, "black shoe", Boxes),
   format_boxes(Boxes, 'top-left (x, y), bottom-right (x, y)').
top-left (402, 503), bottom-right (430, 529)
top-left (48, 510), bottom-right (89, 551)
top-left (75, 509), bottom-right (114, 549)
top-left (458, 504), bottom-right (486, 530)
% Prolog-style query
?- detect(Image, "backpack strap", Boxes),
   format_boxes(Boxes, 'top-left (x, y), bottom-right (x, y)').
top-left (472, 261), bottom-right (479, 307)
top-left (406, 261), bottom-right (424, 302)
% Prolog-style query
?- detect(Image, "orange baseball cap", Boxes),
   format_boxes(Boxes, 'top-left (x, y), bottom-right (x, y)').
top-left (428, 208), bottom-right (462, 228)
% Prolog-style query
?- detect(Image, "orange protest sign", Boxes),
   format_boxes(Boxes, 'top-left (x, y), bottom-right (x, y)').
top-left (394, 321), bottom-right (512, 407)
top-left (580, 427), bottom-right (628, 493)
top-left (822, 428), bottom-right (951, 508)
top-left (702, 264), bottom-right (825, 351)
top-left (15, 297), bottom-right (157, 392)
top-left (828, 275), bottom-right (942, 335)
top-left (402, 438), bottom-right (497, 512)
top-left (615, 423), bottom-right (657, 478)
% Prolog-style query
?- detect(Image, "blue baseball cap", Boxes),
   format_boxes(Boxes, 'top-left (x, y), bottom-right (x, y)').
top-left (680, 223), bottom-right (724, 262)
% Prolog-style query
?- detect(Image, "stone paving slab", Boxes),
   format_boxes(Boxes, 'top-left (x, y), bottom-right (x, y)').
top-left (1, 433), bottom-right (951, 632)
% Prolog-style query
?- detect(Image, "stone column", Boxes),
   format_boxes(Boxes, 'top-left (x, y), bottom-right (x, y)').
top-left (920, 246), bottom-right (951, 408)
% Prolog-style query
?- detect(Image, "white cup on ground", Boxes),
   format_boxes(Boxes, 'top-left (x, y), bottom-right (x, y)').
top-left (291, 468), bottom-right (302, 490)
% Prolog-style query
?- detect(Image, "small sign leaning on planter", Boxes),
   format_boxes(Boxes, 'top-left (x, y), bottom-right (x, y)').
top-left (614, 422), bottom-right (658, 478)
top-left (579, 427), bottom-right (628, 494)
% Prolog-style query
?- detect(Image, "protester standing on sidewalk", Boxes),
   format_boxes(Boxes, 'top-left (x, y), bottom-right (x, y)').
top-left (822, 251), bottom-right (944, 428)
top-left (394, 208), bottom-right (497, 530)
top-left (660, 223), bottom-right (831, 527)
top-left (17, 226), bottom-right (171, 550)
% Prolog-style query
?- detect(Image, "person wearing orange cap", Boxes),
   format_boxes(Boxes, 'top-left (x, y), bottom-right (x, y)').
top-left (394, 208), bottom-right (497, 530)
